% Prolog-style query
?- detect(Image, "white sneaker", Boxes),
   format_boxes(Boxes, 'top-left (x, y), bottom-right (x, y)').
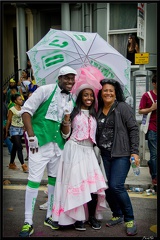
top-left (44, 190), bottom-right (48, 195)
top-left (39, 201), bottom-right (48, 210)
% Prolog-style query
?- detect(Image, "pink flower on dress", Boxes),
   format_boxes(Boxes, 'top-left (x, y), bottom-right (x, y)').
top-left (52, 205), bottom-right (64, 216)
top-left (67, 171), bottom-right (105, 196)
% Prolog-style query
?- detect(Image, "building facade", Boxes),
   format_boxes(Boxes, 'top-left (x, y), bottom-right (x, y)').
top-left (2, 2), bottom-right (157, 83)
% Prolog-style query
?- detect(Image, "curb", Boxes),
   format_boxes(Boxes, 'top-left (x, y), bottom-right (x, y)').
top-left (3, 178), bottom-right (48, 186)
top-left (3, 177), bottom-right (152, 191)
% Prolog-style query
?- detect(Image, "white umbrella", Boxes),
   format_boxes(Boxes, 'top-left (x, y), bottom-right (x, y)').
top-left (27, 28), bottom-right (131, 95)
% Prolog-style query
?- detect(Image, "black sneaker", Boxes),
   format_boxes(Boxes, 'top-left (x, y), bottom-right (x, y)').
top-left (106, 217), bottom-right (123, 227)
top-left (74, 221), bottom-right (86, 231)
top-left (88, 216), bottom-right (101, 230)
top-left (44, 217), bottom-right (59, 230)
top-left (19, 222), bottom-right (34, 237)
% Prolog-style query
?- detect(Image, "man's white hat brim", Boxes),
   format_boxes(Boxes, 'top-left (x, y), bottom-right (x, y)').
top-left (58, 66), bottom-right (77, 77)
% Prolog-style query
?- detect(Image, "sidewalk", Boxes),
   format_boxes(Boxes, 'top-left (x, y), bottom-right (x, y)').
top-left (3, 145), bottom-right (153, 190)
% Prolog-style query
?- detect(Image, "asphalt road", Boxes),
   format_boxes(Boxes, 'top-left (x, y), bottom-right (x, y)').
top-left (2, 185), bottom-right (157, 238)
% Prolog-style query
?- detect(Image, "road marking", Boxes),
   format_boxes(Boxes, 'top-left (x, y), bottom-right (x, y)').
top-left (128, 192), bottom-right (157, 199)
top-left (3, 185), bottom-right (47, 191)
top-left (150, 225), bottom-right (157, 233)
top-left (3, 185), bottom-right (157, 199)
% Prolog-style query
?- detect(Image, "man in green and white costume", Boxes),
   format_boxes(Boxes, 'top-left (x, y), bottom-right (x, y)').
top-left (19, 66), bottom-right (77, 237)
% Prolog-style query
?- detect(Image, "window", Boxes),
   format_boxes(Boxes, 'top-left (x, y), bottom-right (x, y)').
top-left (110, 3), bottom-right (137, 30)
top-left (108, 3), bottom-right (138, 59)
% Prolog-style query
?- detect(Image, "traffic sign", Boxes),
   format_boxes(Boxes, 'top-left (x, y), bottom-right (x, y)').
top-left (135, 52), bottom-right (149, 64)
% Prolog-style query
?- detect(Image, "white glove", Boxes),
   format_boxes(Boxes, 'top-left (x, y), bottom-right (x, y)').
top-left (63, 101), bottom-right (73, 115)
top-left (28, 136), bottom-right (39, 150)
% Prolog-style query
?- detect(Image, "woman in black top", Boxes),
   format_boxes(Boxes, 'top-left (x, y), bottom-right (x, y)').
top-left (127, 34), bottom-right (139, 65)
top-left (96, 79), bottom-right (139, 236)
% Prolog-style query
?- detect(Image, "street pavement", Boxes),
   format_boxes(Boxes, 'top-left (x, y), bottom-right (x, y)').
top-left (2, 145), bottom-right (157, 238)
top-left (3, 187), bottom-right (157, 238)
top-left (3, 145), bottom-right (154, 190)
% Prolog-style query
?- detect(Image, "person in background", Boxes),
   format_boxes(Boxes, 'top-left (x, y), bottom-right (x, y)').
top-left (126, 34), bottom-right (139, 65)
top-left (3, 78), bottom-right (17, 95)
top-left (25, 59), bottom-right (39, 92)
top-left (7, 86), bottom-right (24, 109)
top-left (19, 66), bottom-right (77, 237)
top-left (51, 68), bottom-right (107, 231)
top-left (96, 79), bottom-right (139, 236)
top-left (27, 81), bottom-right (39, 93)
top-left (139, 74), bottom-right (157, 186)
top-left (5, 93), bottom-right (28, 173)
top-left (18, 69), bottom-right (31, 101)
top-left (3, 78), bottom-right (23, 107)
top-left (3, 93), bottom-right (13, 155)
top-left (26, 59), bottom-right (35, 81)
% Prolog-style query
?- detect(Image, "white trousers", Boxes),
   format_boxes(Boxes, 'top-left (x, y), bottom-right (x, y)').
top-left (28, 142), bottom-right (62, 182)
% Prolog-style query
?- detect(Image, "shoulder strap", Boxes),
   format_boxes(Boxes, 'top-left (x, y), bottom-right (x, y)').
top-left (147, 91), bottom-right (154, 103)
top-left (21, 81), bottom-right (28, 92)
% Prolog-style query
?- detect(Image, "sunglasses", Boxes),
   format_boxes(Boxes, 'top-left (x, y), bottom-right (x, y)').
top-left (100, 79), bottom-right (116, 85)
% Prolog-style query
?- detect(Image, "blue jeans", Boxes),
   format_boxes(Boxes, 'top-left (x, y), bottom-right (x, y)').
top-left (9, 125), bottom-right (24, 136)
top-left (4, 137), bottom-right (13, 154)
top-left (101, 150), bottom-right (134, 222)
top-left (147, 130), bottom-right (157, 180)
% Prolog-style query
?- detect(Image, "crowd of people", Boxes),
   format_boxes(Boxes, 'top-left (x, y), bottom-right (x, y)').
top-left (3, 62), bottom-right (157, 238)
top-left (3, 60), bottom-right (39, 172)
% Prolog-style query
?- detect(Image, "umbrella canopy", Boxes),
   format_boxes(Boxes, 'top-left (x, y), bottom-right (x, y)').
top-left (27, 29), bottom-right (131, 95)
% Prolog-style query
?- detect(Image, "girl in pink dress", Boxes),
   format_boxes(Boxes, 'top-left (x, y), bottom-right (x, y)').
top-left (52, 67), bottom-right (108, 231)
